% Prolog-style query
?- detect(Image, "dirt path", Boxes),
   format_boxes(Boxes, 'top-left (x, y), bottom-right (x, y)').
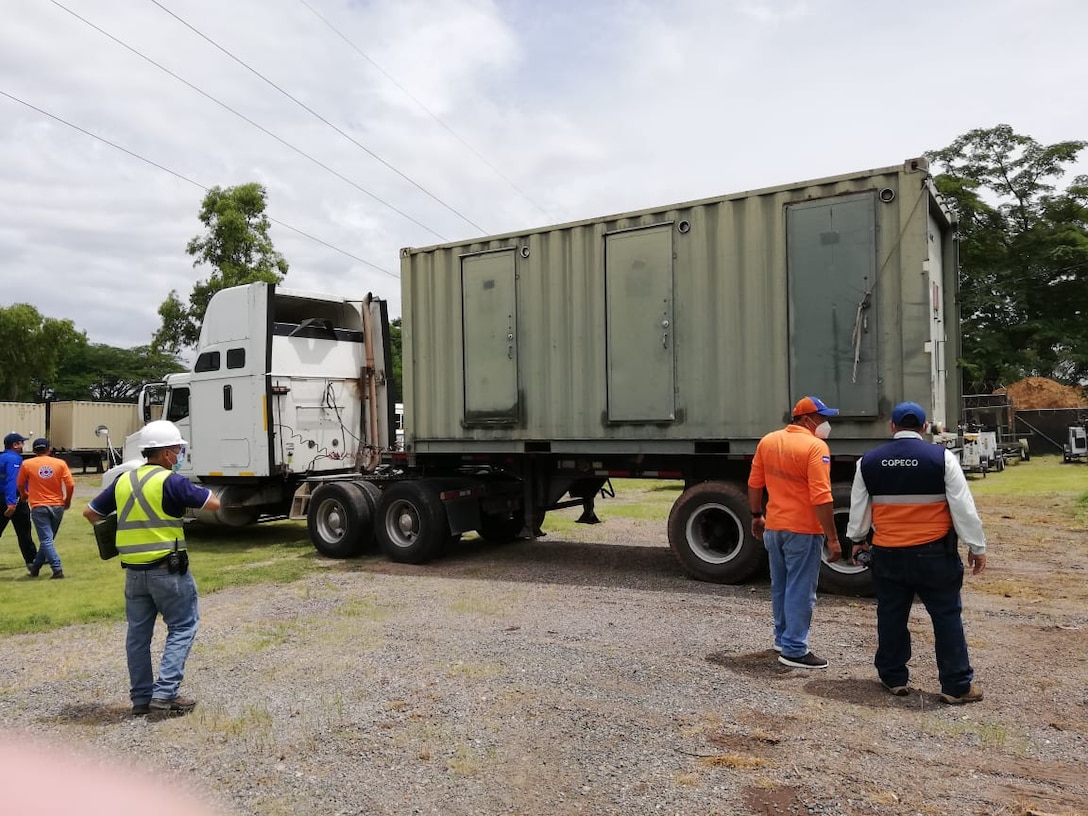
top-left (0, 479), bottom-right (1085, 815)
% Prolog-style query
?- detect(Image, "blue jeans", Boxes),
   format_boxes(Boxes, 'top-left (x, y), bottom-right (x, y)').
top-left (29, 505), bottom-right (65, 573)
top-left (870, 540), bottom-right (973, 696)
top-left (125, 567), bottom-right (200, 704)
top-left (763, 529), bottom-right (824, 657)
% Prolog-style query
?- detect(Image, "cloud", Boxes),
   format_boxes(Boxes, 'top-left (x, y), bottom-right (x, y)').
top-left (1, 0), bottom-right (1086, 352)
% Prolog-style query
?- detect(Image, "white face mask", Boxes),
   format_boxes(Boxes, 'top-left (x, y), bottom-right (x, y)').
top-left (171, 448), bottom-right (187, 472)
top-left (814, 420), bottom-right (831, 439)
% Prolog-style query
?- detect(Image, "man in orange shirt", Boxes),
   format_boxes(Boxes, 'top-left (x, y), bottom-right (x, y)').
top-left (18, 438), bottom-right (75, 579)
top-left (748, 397), bottom-right (842, 668)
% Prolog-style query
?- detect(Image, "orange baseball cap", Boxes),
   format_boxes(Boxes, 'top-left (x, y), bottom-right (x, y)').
top-left (792, 396), bottom-right (839, 418)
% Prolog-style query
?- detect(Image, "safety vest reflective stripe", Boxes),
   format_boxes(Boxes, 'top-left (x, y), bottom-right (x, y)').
top-left (115, 466), bottom-right (184, 564)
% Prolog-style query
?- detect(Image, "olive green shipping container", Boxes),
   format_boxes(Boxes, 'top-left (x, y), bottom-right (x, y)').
top-left (401, 158), bottom-right (959, 457)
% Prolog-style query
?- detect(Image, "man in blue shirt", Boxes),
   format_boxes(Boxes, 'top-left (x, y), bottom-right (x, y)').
top-left (84, 420), bottom-right (220, 717)
top-left (0, 432), bottom-right (37, 570)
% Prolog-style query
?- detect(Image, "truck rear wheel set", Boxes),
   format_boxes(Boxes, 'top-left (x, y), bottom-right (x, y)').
top-left (665, 480), bottom-right (873, 596)
top-left (303, 475), bottom-right (873, 596)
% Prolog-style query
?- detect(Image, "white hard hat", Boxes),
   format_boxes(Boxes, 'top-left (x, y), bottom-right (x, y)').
top-left (139, 420), bottom-right (187, 449)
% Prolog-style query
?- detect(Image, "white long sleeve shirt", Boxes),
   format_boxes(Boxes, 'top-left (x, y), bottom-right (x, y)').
top-left (845, 431), bottom-right (987, 555)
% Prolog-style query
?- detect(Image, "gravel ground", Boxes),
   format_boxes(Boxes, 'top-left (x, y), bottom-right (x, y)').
top-left (1, 492), bottom-right (1087, 816)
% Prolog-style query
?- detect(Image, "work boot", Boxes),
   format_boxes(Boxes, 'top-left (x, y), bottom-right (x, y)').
top-left (131, 703), bottom-right (150, 716)
top-left (939, 683), bottom-right (983, 705)
top-left (27, 565), bottom-right (40, 578)
top-left (149, 695), bottom-right (197, 717)
top-left (50, 571), bottom-right (65, 579)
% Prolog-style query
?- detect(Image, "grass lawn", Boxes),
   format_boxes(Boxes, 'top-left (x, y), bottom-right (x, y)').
top-left (0, 481), bottom-right (320, 636)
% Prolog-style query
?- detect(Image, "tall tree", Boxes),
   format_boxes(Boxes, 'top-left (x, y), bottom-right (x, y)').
top-left (927, 125), bottom-right (1088, 391)
top-left (0, 304), bottom-right (86, 401)
top-left (389, 317), bottom-right (402, 403)
top-left (154, 183), bottom-right (288, 354)
top-left (51, 343), bottom-right (186, 402)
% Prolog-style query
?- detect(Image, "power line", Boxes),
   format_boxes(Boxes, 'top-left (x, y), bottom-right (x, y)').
top-left (147, 0), bottom-right (488, 234)
top-left (0, 88), bottom-right (397, 278)
top-left (296, 0), bottom-right (550, 220)
top-left (48, 0), bottom-right (447, 242)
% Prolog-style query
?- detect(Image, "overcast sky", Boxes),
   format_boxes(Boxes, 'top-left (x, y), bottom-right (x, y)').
top-left (2, 0), bottom-right (1086, 350)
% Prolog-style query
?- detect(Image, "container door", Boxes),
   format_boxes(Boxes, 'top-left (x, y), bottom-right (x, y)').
top-left (605, 225), bottom-right (675, 422)
top-left (927, 211), bottom-right (948, 429)
top-left (462, 250), bottom-right (519, 424)
top-left (787, 193), bottom-right (878, 416)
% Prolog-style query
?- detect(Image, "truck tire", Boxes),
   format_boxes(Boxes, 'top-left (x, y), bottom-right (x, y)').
top-left (818, 484), bottom-right (875, 597)
top-left (376, 481), bottom-right (449, 564)
top-left (667, 482), bottom-right (762, 584)
top-left (307, 482), bottom-right (376, 558)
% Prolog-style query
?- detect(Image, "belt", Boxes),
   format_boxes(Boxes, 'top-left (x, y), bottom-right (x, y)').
top-left (873, 535), bottom-right (953, 553)
top-left (122, 556), bottom-right (171, 571)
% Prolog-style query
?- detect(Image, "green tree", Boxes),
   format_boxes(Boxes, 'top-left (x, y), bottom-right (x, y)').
top-left (0, 304), bottom-right (86, 401)
top-left (51, 343), bottom-right (186, 402)
top-left (389, 317), bottom-right (402, 403)
top-left (927, 125), bottom-right (1088, 391)
top-left (154, 183), bottom-right (288, 354)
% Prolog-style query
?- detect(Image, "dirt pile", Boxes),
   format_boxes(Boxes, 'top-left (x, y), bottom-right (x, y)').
top-left (999, 377), bottom-right (1088, 409)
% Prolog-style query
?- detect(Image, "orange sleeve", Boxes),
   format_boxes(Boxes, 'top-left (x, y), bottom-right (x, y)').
top-left (748, 440), bottom-right (766, 489)
top-left (62, 462), bottom-right (75, 493)
top-left (16, 464), bottom-right (28, 493)
top-left (807, 440), bottom-right (833, 505)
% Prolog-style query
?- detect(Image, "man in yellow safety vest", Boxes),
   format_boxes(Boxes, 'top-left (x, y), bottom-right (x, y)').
top-left (84, 420), bottom-right (220, 717)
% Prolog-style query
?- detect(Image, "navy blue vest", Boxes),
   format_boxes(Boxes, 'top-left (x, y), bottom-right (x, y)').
top-left (860, 437), bottom-right (946, 497)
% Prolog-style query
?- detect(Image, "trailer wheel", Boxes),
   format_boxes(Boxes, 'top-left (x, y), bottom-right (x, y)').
top-left (818, 484), bottom-right (875, 597)
top-left (376, 482), bottom-right (449, 564)
top-left (307, 482), bottom-right (376, 558)
top-left (477, 511), bottom-right (526, 545)
top-left (667, 482), bottom-right (762, 584)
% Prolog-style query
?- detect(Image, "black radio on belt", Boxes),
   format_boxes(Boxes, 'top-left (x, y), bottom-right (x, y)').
top-left (166, 539), bottom-right (189, 575)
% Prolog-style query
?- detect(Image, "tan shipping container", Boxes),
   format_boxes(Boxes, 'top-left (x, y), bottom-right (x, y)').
top-left (0, 402), bottom-right (46, 442)
top-left (48, 401), bottom-right (140, 450)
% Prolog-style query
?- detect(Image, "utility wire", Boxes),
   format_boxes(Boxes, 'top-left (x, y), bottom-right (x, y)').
top-left (297, 0), bottom-right (550, 220)
top-left (0, 89), bottom-right (397, 278)
top-left (48, 0), bottom-right (447, 242)
top-left (148, 0), bottom-right (488, 234)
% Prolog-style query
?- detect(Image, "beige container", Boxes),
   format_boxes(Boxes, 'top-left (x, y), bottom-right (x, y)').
top-left (0, 402), bottom-right (46, 442)
top-left (48, 401), bottom-right (140, 450)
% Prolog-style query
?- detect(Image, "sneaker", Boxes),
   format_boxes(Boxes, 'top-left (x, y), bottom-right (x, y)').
top-left (131, 703), bottom-right (150, 716)
top-left (149, 695), bottom-right (197, 716)
top-left (881, 681), bottom-right (910, 697)
top-left (772, 644), bottom-right (782, 653)
top-left (939, 683), bottom-right (983, 705)
top-left (49, 571), bottom-right (65, 580)
top-left (778, 652), bottom-right (829, 669)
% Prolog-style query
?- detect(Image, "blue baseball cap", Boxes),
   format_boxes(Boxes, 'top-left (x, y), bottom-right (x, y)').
top-left (32, 437), bottom-right (50, 451)
top-left (792, 396), bottom-right (839, 418)
top-left (891, 401), bottom-right (927, 426)
top-left (3, 432), bottom-right (27, 447)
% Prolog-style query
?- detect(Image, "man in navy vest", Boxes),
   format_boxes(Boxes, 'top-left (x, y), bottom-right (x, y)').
top-left (846, 401), bottom-right (987, 704)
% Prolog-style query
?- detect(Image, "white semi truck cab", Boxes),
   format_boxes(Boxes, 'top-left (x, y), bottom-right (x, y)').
top-left (117, 283), bottom-right (392, 525)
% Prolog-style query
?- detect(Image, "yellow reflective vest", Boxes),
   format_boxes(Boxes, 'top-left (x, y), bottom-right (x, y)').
top-left (115, 465), bottom-right (185, 565)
